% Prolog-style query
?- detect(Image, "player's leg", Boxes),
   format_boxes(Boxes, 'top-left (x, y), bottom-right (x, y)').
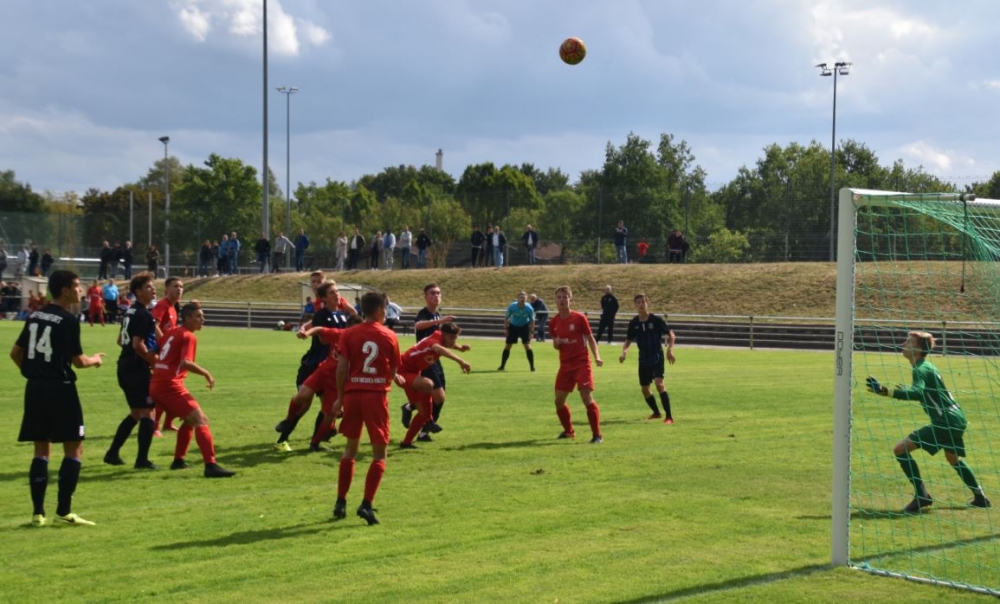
top-left (29, 441), bottom-right (52, 523)
top-left (553, 370), bottom-right (575, 438)
top-left (309, 389), bottom-right (339, 450)
top-left (275, 367), bottom-right (318, 447)
top-left (944, 446), bottom-right (991, 507)
top-left (523, 336), bottom-right (535, 372)
top-left (334, 395), bottom-right (362, 519)
top-left (54, 439), bottom-right (94, 524)
top-left (894, 435), bottom-right (931, 512)
top-left (579, 388), bottom-right (602, 443)
top-left (181, 407), bottom-right (236, 478)
top-left (640, 374), bottom-right (659, 419)
top-left (498, 340), bottom-right (514, 371)
top-left (358, 398), bottom-right (390, 525)
top-left (653, 375), bottom-right (672, 423)
top-left (401, 378), bottom-right (435, 447)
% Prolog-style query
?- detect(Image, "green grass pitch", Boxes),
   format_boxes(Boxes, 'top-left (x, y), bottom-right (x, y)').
top-left (0, 322), bottom-right (989, 603)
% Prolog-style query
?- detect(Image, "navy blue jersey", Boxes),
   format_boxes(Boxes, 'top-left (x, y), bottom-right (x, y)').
top-left (16, 304), bottom-right (83, 382)
top-left (118, 302), bottom-right (156, 372)
top-left (300, 308), bottom-right (348, 369)
top-left (625, 314), bottom-right (671, 366)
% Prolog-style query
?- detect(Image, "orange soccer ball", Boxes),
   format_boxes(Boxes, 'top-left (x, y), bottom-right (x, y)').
top-left (559, 37), bottom-right (587, 65)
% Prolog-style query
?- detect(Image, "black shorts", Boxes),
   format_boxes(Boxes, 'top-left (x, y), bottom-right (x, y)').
top-left (505, 324), bottom-right (531, 345)
top-left (297, 361), bottom-right (321, 388)
top-left (118, 366), bottom-right (153, 409)
top-left (19, 380), bottom-right (86, 443)
top-left (638, 360), bottom-right (665, 386)
top-left (421, 360), bottom-right (446, 390)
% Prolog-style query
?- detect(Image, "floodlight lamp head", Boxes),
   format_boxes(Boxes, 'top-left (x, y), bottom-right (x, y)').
top-left (159, 136), bottom-right (170, 144)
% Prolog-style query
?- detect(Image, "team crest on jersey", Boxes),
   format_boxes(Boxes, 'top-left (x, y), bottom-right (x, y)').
top-left (569, 324), bottom-right (576, 332)
top-left (78, 425), bottom-right (85, 438)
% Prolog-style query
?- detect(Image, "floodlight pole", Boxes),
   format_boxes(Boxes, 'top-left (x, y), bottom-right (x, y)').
top-left (159, 135), bottom-right (170, 276)
top-left (818, 62), bottom-right (850, 262)
top-left (277, 86), bottom-right (298, 235)
top-left (262, 0), bottom-right (270, 247)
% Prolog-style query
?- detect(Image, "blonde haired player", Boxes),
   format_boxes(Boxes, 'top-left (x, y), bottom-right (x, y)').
top-left (548, 286), bottom-right (604, 443)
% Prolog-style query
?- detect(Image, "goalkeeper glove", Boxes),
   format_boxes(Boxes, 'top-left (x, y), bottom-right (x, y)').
top-left (866, 376), bottom-right (889, 396)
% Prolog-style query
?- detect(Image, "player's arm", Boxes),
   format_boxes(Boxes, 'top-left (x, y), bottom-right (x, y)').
top-left (9, 343), bottom-right (23, 369)
top-left (585, 333), bottom-right (603, 367)
top-left (336, 350), bottom-right (348, 403)
top-left (181, 359), bottom-right (214, 389)
top-left (72, 352), bottom-right (105, 369)
top-left (132, 335), bottom-right (157, 367)
top-left (619, 339), bottom-right (634, 363)
top-left (665, 329), bottom-right (676, 365)
top-left (297, 320), bottom-right (313, 339)
top-left (303, 325), bottom-right (327, 339)
top-left (431, 344), bottom-right (471, 374)
top-left (339, 299), bottom-right (359, 318)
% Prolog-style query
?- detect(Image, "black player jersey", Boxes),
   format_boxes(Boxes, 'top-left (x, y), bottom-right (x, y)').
top-left (117, 302), bottom-right (156, 372)
top-left (300, 307), bottom-right (349, 367)
top-left (15, 304), bottom-right (83, 382)
top-left (415, 307), bottom-right (441, 342)
top-left (625, 314), bottom-right (671, 366)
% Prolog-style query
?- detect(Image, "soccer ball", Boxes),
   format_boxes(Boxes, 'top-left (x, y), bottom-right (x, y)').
top-left (559, 37), bottom-right (587, 65)
top-left (277, 320), bottom-right (285, 330)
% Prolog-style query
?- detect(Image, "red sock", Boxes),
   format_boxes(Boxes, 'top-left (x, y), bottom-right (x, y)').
top-left (175, 424), bottom-right (193, 460)
top-left (338, 458), bottom-right (355, 500)
top-left (402, 396), bottom-right (432, 444)
top-left (556, 404), bottom-right (574, 433)
top-left (194, 425), bottom-right (217, 465)
top-left (586, 402), bottom-right (601, 438)
top-left (363, 459), bottom-right (386, 503)
top-left (285, 397), bottom-right (299, 421)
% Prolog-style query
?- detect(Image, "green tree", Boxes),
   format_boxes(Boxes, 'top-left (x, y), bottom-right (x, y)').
top-left (0, 171), bottom-right (50, 249)
top-left (172, 154), bottom-right (263, 254)
top-left (456, 163), bottom-right (542, 227)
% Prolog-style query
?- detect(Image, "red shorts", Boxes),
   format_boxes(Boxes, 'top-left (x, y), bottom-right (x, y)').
top-left (149, 382), bottom-right (199, 418)
top-left (303, 361), bottom-right (337, 394)
top-left (555, 364), bottom-right (595, 394)
top-left (398, 371), bottom-right (428, 404)
top-left (338, 391), bottom-right (390, 446)
top-left (319, 388), bottom-right (338, 415)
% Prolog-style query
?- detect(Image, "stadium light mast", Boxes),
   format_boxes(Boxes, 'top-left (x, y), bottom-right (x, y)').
top-left (817, 61), bottom-right (850, 262)
top-left (159, 135), bottom-right (171, 277)
top-left (276, 86), bottom-right (298, 235)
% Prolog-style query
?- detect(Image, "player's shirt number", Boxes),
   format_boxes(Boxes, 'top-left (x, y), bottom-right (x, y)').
top-left (119, 317), bottom-right (131, 347)
top-left (362, 341), bottom-right (379, 374)
top-left (26, 323), bottom-right (54, 362)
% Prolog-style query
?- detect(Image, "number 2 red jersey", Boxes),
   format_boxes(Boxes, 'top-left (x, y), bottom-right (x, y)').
top-left (337, 322), bottom-right (400, 393)
top-left (151, 326), bottom-right (197, 385)
top-left (548, 310), bottom-right (593, 369)
top-left (400, 331), bottom-right (445, 374)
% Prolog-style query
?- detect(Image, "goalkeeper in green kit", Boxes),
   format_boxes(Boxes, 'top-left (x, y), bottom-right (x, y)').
top-left (867, 331), bottom-right (991, 514)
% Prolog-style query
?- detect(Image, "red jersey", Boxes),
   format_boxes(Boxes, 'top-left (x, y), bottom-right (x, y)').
top-left (152, 297), bottom-right (178, 335)
top-left (337, 322), bottom-right (400, 393)
top-left (152, 326), bottom-right (197, 385)
top-left (549, 311), bottom-right (593, 369)
top-left (318, 328), bottom-right (343, 364)
top-left (87, 286), bottom-right (103, 309)
top-left (400, 331), bottom-right (445, 373)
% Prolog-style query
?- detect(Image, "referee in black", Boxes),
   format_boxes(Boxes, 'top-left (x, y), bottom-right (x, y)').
top-left (618, 293), bottom-right (676, 423)
top-left (104, 272), bottom-right (160, 470)
top-left (10, 270), bottom-right (105, 526)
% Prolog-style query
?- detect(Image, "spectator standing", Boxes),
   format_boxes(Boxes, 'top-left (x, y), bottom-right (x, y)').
top-left (102, 278), bottom-right (120, 323)
top-left (97, 241), bottom-right (111, 279)
top-left (146, 245), bottom-right (160, 275)
top-left (335, 231), bottom-right (348, 271)
top-left (668, 229), bottom-right (688, 263)
top-left (369, 231), bottom-right (383, 270)
top-left (483, 225), bottom-right (494, 266)
top-left (254, 232), bottom-right (271, 273)
top-left (490, 226), bottom-right (507, 268)
top-left (272, 231), bottom-right (294, 273)
top-left (385, 295), bottom-right (403, 330)
top-left (382, 230), bottom-right (396, 270)
top-left (398, 226), bottom-right (412, 269)
top-left (348, 227), bottom-right (365, 270)
top-left (199, 240), bottom-right (213, 277)
top-left (416, 229), bottom-right (432, 268)
top-left (470, 226), bottom-right (485, 267)
top-left (121, 241), bottom-right (133, 279)
top-left (111, 243), bottom-right (123, 278)
top-left (522, 225), bottom-right (539, 266)
top-left (614, 221), bottom-right (628, 264)
top-left (227, 231), bottom-right (241, 275)
top-left (28, 245), bottom-right (40, 277)
top-left (294, 228), bottom-right (309, 272)
top-left (0, 243), bottom-right (7, 282)
top-left (529, 293), bottom-right (549, 342)
top-left (40, 249), bottom-right (55, 277)
top-left (596, 285), bottom-right (619, 344)
top-left (637, 238), bottom-right (649, 263)
top-left (216, 235), bottom-right (228, 275)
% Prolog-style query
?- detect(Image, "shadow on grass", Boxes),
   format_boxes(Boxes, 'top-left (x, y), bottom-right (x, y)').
top-left (797, 503), bottom-right (978, 522)
top-left (150, 521), bottom-right (330, 550)
top-left (616, 562), bottom-right (832, 603)
top-left (214, 441), bottom-right (335, 469)
top-left (440, 439), bottom-right (562, 452)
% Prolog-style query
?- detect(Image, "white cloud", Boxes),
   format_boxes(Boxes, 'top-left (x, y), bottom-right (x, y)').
top-left (178, 6), bottom-right (211, 42)
top-left (171, 0), bottom-right (329, 56)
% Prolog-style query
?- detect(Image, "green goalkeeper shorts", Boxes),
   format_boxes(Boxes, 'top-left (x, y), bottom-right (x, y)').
top-left (910, 424), bottom-right (966, 457)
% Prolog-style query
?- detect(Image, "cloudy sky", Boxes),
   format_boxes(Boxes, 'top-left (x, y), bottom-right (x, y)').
top-left (2, 0), bottom-right (999, 197)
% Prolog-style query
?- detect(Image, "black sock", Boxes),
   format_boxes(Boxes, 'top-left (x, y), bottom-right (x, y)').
top-left (312, 411), bottom-right (326, 437)
top-left (29, 457), bottom-right (48, 516)
top-left (56, 457), bottom-right (81, 517)
top-left (108, 416), bottom-right (138, 457)
top-left (279, 414), bottom-right (302, 442)
top-left (500, 349), bottom-right (510, 368)
top-left (432, 401), bottom-right (444, 422)
top-left (136, 417), bottom-right (155, 462)
top-left (659, 391), bottom-right (672, 419)
top-left (526, 349), bottom-right (535, 370)
top-left (644, 395), bottom-right (658, 414)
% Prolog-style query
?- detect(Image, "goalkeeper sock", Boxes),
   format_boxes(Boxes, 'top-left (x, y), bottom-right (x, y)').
top-left (659, 391), bottom-right (672, 419)
top-left (952, 460), bottom-right (982, 492)
top-left (896, 453), bottom-right (928, 498)
top-left (644, 395), bottom-right (658, 414)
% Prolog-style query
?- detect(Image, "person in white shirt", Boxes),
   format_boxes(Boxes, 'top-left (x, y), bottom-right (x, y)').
top-left (382, 231), bottom-right (396, 270)
top-left (385, 296), bottom-right (403, 330)
top-left (271, 231), bottom-right (295, 273)
top-left (398, 226), bottom-right (412, 269)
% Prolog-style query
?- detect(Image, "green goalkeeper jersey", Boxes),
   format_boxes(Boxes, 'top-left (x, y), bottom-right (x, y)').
top-left (891, 359), bottom-right (967, 431)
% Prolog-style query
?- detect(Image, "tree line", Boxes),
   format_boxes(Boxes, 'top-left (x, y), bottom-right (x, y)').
top-left (3, 132), bottom-right (999, 265)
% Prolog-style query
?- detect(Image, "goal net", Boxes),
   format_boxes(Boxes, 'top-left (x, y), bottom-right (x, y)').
top-left (833, 188), bottom-right (1000, 595)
